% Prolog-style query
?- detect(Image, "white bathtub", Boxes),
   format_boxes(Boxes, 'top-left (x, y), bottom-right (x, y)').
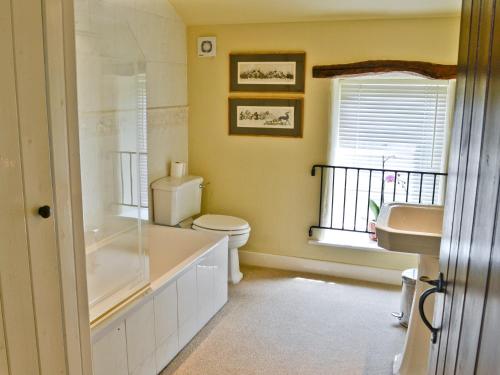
top-left (90, 224), bottom-right (229, 375)
top-left (146, 224), bottom-right (227, 290)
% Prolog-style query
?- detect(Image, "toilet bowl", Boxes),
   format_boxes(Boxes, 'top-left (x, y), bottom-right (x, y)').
top-left (192, 214), bottom-right (250, 284)
top-left (151, 176), bottom-right (251, 284)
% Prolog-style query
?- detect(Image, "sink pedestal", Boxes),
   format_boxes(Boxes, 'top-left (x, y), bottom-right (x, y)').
top-left (375, 203), bottom-right (444, 374)
top-left (393, 254), bottom-right (438, 375)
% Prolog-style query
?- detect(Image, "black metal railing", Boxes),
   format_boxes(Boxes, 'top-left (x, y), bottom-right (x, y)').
top-left (309, 165), bottom-right (447, 236)
top-left (115, 151), bottom-right (148, 208)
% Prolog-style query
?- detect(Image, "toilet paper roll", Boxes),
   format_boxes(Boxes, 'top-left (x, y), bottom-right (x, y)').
top-left (171, 161), bottom-right (186, 178)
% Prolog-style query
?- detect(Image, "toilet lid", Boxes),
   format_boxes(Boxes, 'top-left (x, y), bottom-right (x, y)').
top-left (193, 214), bottom-right (250, 232)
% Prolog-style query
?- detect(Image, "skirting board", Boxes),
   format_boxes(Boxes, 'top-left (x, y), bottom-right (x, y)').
top-left (239, 250), bottom-right (402, 285)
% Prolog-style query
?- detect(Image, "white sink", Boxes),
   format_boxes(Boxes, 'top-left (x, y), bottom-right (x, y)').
top-left (376, 203), bottom-right (444, 256)
top-left (375, 203), bottom-right (444, 375)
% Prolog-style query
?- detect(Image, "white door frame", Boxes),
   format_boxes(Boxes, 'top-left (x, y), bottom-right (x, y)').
top-left (43, 0), bottom-right (92, 373)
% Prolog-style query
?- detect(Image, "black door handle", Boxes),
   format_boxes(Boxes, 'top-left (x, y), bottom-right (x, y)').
top-left (38, 205), bottom-right (51, 219)
top-left (418, 272), bottom-right (446, 344)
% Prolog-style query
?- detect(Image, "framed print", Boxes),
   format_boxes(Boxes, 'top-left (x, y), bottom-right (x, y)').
top-left (230, 53), bottom-right (306, 92)
top-left (229, 97), bottom-right (303, 137)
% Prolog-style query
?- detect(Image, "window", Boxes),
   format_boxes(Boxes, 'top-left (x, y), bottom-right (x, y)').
top-left (317, 76), bottom-right (454, 248)
top-left (116, 72), bottom-right (149, 220)
top-left (331, 77), bottom-right (452, 172)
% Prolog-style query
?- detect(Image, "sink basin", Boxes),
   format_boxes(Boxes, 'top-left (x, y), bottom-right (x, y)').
top-left (376, 203), bottom-right (444, 256)
top-left (376, 203), bottom-right (445, 375)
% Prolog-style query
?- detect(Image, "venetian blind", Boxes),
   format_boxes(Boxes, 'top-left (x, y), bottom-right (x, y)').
top-left (334, 79), bottom-right (450, 172)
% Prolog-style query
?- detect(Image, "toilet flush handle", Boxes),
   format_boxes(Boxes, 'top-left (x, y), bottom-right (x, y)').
top-left (200, 182), bottom-right (210, 189)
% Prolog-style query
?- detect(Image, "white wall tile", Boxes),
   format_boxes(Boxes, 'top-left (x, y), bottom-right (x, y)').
top-left (135, 0), bottom-right (179, 19)
top-left (98, 0), bottom-right (136, 10)
top-left (74, 0), bottom-right (91, 32)
top-left (145, 62), bottom-right (168, 109)
top-left (166, 63), bottom-right (188, 106)
top-left (128, 11), bottom-right (169, 62)
top-left (146, 62), bottom-right (187, 108)
top-left (147, 107), bottom-right (188, 182)
top-left (166, 20), bottom-right (187, 64)
top-left (75, 32), bottom-right (99, 57)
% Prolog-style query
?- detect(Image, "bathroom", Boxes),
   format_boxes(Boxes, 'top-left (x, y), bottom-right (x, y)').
top-left (2, 0), bottom-right (500, 374)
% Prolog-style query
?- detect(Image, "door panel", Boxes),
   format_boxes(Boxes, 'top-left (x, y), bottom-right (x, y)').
top-left (154, 281), bottom-right (178, 346)
top-left (1, 0), bottom-right (73, 373)
top-left (43, 0), bottom-right (92, 371)
top-left (213, 242), bottom-right (229, 312)
top-left (435, 0), bottom-right (485, 370)
top-left (177, 266), bottom-right (198, 348)
top-left (177, 267), bottom-right (197, 327)
top-left (465, 5), bottom-right (500, 374)
top-left (155, 334), bottom-right (178, 373)
top-left (197, 253), bottom-right (215, 328)
top-left (92, 322), bottom-right (128, 375)
top-left (125, 300), bottom-right (156, 374)
top-left (130, 353), bottom-right (155, 375)
top-left (429, 0), bottom-right (500, 373)
top-left (453, 1), bottom-right (499, 372)
top-left (9, 0), bottom-right (67, 373)
top-left (0, 0), bottom-right (42, 373)
top-left (429, 2), bottom-right (479, 369)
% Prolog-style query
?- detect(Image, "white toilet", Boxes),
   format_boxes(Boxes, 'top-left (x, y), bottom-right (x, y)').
top-left (192, 214), bottom-right (250, 284)
top-left (151, 176), bottom-right (250, 284)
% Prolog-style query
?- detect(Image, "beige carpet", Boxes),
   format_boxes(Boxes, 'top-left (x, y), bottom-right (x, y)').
top-left (161, 266), bottom-right (406, 375)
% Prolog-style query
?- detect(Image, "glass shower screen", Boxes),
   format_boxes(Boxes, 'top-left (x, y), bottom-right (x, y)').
top-left (74, 2), bottom-right (149, 321)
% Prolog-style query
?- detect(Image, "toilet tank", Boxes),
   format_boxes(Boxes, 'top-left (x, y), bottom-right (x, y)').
top-left (151, 176), bottom-right (203, 226)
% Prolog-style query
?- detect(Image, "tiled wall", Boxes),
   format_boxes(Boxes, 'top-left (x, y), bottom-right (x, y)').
top-left (74, 0), bottom-right (188, 232)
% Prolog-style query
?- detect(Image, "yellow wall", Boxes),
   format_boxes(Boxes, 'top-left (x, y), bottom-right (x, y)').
top-left (187, 17), bottom-right (460, 270)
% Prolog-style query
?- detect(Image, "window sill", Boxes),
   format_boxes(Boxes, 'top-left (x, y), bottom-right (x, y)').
top-left (309, 230), bottom-right (386, 252)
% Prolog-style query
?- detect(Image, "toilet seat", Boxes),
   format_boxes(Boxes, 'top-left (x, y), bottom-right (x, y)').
top-left (192, 214), bottom-right (251, 236)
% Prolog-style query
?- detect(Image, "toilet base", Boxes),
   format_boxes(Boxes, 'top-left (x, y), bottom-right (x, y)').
top-left (228, 247), bottom-right (243, 284)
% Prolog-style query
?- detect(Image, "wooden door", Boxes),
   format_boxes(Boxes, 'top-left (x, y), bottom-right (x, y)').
top-left (0, 0), bottom-right (80, 373)
top-left (0, 1), bottom-right (40, 373)
top-left (428, 0), bottom-right (500, 373)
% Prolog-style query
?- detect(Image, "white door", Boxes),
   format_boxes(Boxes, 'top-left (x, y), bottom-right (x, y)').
top-left (0, 0), bottom-right (80, 373)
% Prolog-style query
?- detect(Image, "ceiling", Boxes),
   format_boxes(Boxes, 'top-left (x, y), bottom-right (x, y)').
top-left (169, 0), bottom-right (462, 26)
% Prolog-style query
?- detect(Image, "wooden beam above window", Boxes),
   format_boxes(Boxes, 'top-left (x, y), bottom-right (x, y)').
top-left (312, 60), bottom-right (457, 80)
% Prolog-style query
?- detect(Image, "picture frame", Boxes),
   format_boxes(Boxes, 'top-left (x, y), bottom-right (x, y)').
top-left (228, 97), bottom-right (303, 137)
top-left (230, 53), bottom-right (306, 93)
